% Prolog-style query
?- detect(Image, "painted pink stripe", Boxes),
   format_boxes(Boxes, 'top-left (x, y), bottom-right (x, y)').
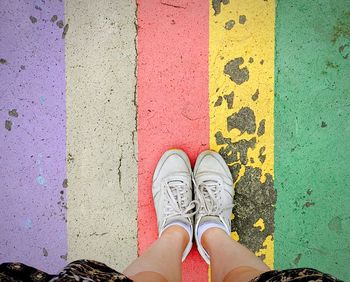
top-left (137, 1), bottom-right (209, 280)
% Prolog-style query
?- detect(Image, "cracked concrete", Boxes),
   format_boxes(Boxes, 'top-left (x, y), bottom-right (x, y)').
top-left (65, 0), bottom-right (137, 270)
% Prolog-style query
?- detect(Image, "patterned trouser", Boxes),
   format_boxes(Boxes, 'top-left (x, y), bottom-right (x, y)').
top-left (0, 259), bottom-right (343, 282)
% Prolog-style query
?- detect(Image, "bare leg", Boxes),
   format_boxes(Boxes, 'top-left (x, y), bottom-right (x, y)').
top-left (202, 228), bottom-right (270, 282)
top-left (123, 226), bottom-right (188, 282)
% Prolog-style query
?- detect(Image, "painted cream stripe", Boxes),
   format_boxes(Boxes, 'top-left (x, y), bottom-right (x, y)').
top-left (209, 0), bottom-right (275, 268)
top-left (65, 1), bottom-right (137, 270)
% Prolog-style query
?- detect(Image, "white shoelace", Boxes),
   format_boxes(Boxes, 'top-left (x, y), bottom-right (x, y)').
top-left (163, 180), bottom-right (199, 222)
top-left (193, 177), bottom-right (233, 217)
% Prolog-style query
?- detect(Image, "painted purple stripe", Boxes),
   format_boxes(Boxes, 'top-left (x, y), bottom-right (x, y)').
top-left (0, 0), bottom-right (67, 273)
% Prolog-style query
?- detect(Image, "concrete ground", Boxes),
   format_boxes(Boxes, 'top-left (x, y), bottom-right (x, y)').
top-left (65, 0), bottom-right (137, 270)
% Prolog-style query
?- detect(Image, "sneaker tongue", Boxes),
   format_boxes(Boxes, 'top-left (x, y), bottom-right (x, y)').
top-left (165, 215), bottom-right (190, 226)
top-left (168, 179), bottom-right (184, 185)
top-left (196, 174), bottom-right (220, 185)
top-left (203, 179), bottom-right (218, 185)
top-left (199, 215), bottom-right (222, 225)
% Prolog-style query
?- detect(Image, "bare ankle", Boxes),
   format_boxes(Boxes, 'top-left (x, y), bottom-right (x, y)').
top-left (162, 225), bottom-right (189, 249)
top-left (201, 227), bottom-right (228, 254)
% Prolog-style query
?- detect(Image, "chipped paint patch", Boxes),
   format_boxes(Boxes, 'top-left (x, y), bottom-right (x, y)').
top-left (254, 218), bottom-right (265, 232)
top-left (231, 231), bottom-right (239, 241)
top-left (5, 120), bottom-right (12, 131)
top-left (227, 107), bottom-right (256, 134)
top-left (225, 20), bottom-right (235, 30)
top-left (212, 0), bottom-right (230, 16)
top-left (29, 16), bottom-right (37, 24)
top-left (224, 57), bottom-right (250, 85)
top-left (255, 235), bottom-right (274, 267)
top-left (8, 109), bottom-right (19, 117)
top-left (209, 0), bottom-right (275, 268)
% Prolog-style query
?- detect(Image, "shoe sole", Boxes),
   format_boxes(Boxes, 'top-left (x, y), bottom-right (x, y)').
top-left (153, 149), bottom-right (192, 182)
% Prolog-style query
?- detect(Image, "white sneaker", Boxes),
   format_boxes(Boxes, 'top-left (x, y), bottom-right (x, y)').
top-left (193, 150), bottom-right (234, 264)
top-left (152, 149), bottom-right (198, 261)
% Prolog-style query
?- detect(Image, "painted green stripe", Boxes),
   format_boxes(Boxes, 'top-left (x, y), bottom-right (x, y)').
top-left (274, 1), bottom-right (350, 280)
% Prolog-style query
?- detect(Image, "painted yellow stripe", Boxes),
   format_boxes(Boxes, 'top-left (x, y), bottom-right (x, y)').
top-left (209, 0), bottom-right (275, 269)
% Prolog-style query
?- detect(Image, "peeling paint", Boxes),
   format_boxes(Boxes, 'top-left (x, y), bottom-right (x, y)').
top-left (51, 15), bottom-right (58, 22)
top-left (212, 0), bottom-right (230, 16)
top-left (227, 107), bottom-right (256, 134)
top-left (254, 218), bottom-right (265, 232)
top-left (257, 119), bottom-right (266, 136)
top-left (29, 16), bottom-right (37, 24)
top-left (210, 0), bottom-right (275, 268)
top-left (259, 146), bottom-right (266, 164)
top-left (215, 131), bottom-right (256, 166)
top-left (8, 109), bottom-right (18, 117)
top-left (252, 89), bottom-right (259, 101)
top-left (62, 24), bottom-right (69, 39)
top-left (214, 96), bottom-right (223, 107)
top-left (239, 15), bottom-right (247, 24)
top-left (294, 253), bottom-right (302, 265)
top-left (232, 166), bottom-right (275, 253)
top-left (56, 20), bottom-right (64, 28)
top-left (223, 92), bottom-right (234, 109)
top-left (224, 57), bottom-right (250, 85)
top-left (225, 20), bottom-right (235, 30)
top-left (5, 120), bottom-right (12, 131)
